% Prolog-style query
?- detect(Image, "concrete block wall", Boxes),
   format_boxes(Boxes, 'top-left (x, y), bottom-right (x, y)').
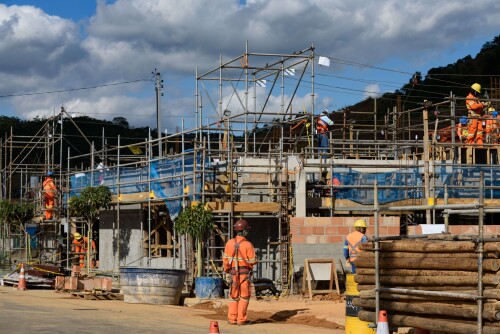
top-left (290, 216), bottom-right (400, 271)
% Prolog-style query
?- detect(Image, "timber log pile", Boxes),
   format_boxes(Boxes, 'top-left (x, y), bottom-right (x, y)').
top-left (352, 237), bottom-right (500, 334)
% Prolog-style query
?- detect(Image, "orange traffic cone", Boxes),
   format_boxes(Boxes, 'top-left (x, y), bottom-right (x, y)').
top-left (17, 263), bottom-right (27, 291)
top-left (209, 321), bottom-right (220, 334)
top-left (376, 310), bottom-right (389, 334)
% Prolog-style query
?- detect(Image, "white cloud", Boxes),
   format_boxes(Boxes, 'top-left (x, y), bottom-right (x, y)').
top-left (0, 0), bottom-right (499, 129)
top-left (364, 84), bottom-right (381, 99)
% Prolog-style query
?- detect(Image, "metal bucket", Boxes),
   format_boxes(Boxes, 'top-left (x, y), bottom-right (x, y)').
top-left (345, 273), bottom-right (376, 334)
top-left (119, 267), bottom-right (186, 305)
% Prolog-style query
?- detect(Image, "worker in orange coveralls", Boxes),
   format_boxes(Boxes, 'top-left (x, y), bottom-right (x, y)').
top-left (465, 83), bottom-right (489, 144)
top-left (223, 219), bottom-right (257, 326)
top-left (485, 107), bottom-right (499, 144)
top-left (42, 171), bottom-right (57, 220)
top-left (72, 232), bottom-right (96, 268)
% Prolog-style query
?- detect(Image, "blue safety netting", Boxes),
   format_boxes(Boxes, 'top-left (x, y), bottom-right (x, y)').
top-left (69, 156), bottom-right (500, 211)
top-left (329, 164), bottom-right (500, 204)
top-left (68, 153), bottom-right (209, 219)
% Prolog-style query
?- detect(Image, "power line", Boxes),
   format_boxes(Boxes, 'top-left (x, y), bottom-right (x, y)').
top-left (0, 79), bottom-right (151, 98)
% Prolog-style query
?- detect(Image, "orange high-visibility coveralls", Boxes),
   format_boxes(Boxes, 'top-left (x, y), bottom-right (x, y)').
top-left (223, 236), bottom-right (257, 325)
top-left (485, 115), bottom-right (494, 143)
top-left (457, 123), bottom-right (468, 142)
top-left (465, 93), bottom-right (486, 144)
top-left (42, 176), bottom-right (57, 219)
top-left (494, 115), bottom-right (500, 144)
top-left (72, 237), bottom-right (96, 268)
top-left (325, 177), bottom-right (341, 197)
top-left (485, 115), bottom-right (500, 144)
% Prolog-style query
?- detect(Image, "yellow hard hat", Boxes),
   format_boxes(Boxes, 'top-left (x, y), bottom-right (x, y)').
top-left (488, 106), bottom-right (495, 112)
top-left (354, 219), bottom-right (367, 228)
top-left (74, 232), bottom-right (82, 240)
top-left (471, 83), bottom-right (481, 94)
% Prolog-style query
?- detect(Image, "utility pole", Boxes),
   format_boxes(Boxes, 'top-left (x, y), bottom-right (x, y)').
top-left (154, 69), bottom-right (164, 157)
top-left (423, 100), bottom-right (432, 224)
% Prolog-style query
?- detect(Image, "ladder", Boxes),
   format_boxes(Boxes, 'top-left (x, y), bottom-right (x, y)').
top-left (205, 213), bottom-right (231, 278)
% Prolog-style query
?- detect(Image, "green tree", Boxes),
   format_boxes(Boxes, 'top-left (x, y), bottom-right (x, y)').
top-left (0, 200), bottom-right (35, 264)
top-left (0, 200), bottom-right (35, 224)
top-left (174, 203), bottom-right (214, 277)
top-left (68, 185), bottom-right (112, 226)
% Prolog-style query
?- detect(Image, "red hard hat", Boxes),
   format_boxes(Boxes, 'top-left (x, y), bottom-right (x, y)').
top-left (234, 219), bottom-right (250, 231)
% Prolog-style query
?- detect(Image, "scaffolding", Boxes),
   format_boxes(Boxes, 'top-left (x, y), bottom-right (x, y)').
top-left (0, 44), bottom-right (499, 302)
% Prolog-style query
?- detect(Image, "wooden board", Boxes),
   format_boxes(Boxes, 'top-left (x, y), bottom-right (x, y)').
top-left (301, 258), bottom-right (340, 300)
top-left (205, 201), bottom-right (281, 213)
top-left (70, 291), bottom-right (123, 301)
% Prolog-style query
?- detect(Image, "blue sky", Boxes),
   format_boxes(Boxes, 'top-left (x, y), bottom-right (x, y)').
top-left (2, 0), bottom-right (97, 20)
top-left (0, 1), bottom-right (499, 132)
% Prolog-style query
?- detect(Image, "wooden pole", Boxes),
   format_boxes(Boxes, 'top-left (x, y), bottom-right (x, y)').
top-left (360, 240), bottom-right (500, 253)
top-left (356, 268), bottom-right (498, 277)
top-left (357, 251), bottom-right (500, 259)
top-left (355, 274), bottom-right (499, 286)
top-left (354, 298), bottom-right (500, 321)
top-left (358, 311), bottom-right (499, 334)
top-left (354, 256), bottom-right (500, 272)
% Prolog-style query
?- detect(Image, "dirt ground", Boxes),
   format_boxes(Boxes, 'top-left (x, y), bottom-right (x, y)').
top-left (188, 293), bottom-right (346, 330)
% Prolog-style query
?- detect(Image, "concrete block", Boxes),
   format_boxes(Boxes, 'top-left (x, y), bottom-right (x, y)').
top-left (317, 235), bottom-right (329, 244)
top-left (291, 235), bottom-right (305, 244)
top-left (290, 217), bottom-right (304, 226)
top-left (65, 277), bottom-right (81, 290)
top-left (100, 278), bottom-right (113, 291)
top-left (325, 226), bottom-right (338, 235)
top-left (71, 265), bottom-right (81, 277)
top-left (305, 235), bottom-right (318, 244)
top-left (54, 276), bottom-right (65, 290)
top-left (312, 227), bottom-right (325, 235)
top-left (301, 227), bottom-right (313, 235)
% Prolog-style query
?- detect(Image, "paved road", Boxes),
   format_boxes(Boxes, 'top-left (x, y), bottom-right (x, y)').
top-left (0, 287), bottom-right (343, 334)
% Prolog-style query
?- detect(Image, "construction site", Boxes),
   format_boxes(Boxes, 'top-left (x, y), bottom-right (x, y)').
top-left (1, 45), bottom-right (500, 333)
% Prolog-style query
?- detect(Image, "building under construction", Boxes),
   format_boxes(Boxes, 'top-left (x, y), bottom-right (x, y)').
top-left (1, 45), bottom-right (500, 330)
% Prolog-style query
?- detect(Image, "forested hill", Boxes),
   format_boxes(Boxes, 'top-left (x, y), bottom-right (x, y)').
top-left (349, 34), bottom-right (500, 116)
top-left (0, 115), bottom-right (155, 169)
top-left (1, 35), bottom-right (499, 164)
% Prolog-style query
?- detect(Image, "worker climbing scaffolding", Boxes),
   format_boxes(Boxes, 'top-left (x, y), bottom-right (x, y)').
top-left (42, 171), bottom-right (57, 220)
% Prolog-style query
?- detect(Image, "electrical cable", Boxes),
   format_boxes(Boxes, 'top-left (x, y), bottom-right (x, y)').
top-left (0, 79), bottom-right (151, 99)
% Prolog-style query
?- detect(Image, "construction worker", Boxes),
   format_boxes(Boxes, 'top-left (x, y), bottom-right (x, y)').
top-left (316, 109), bottom-right (333, 155)
top-left (42, 171), bottom-right (57, 220)
top-left (485, 107), bottom-right (498, 144)
top-left (465, 83), bottom-right (489, 144)
top-left (343, 219), bottom-right (368, 273)
top-left (223, 219), bottom-right (257, 326)
top-left (492, 110), bottom-right (500, 144)
top-left (457, 116), bottom-right (469, 143)
top-left (325, 175), bottom-right (341, 197)
top-left (72, 232), bottom-right (96, 269)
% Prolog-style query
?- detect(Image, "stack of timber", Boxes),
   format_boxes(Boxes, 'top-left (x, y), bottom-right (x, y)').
top-left (353, 237), bottom-right (500, 334)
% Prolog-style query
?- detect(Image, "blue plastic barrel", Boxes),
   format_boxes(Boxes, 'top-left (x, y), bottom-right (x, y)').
top-left (195, 277), bottom-right (224, 299)
top-left (119, 267), bottom-right (186, 305)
